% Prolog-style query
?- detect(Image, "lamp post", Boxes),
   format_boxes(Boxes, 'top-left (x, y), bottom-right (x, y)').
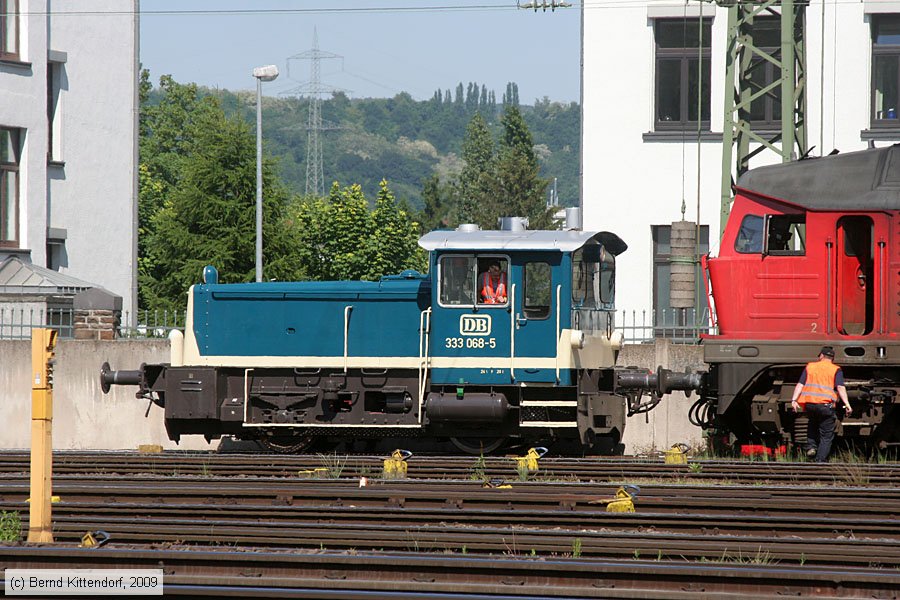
top-left (252, 65), bottom-right (279, 282)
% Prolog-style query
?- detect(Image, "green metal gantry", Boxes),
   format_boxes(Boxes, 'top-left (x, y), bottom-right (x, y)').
top-left (719, 0), bottom-right (808, 236)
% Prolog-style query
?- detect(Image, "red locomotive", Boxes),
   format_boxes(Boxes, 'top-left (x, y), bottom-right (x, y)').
top-left (696, 144), bottom-right (900, 452)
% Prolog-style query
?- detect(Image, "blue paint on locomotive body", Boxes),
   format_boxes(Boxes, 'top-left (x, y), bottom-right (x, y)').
top-left (192, 273), bottom-right (430, 358)
top-left (186, 229), bottom-right (625, 390)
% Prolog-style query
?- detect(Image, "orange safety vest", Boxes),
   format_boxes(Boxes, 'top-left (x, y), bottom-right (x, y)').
top-left (798, 360), bottom-right (839, 406)
top-left (481, 272), bottom-right (507, 304)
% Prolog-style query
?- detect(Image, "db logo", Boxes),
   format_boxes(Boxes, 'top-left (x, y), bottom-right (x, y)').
top-left (460, 314), bottom-right (491, 336)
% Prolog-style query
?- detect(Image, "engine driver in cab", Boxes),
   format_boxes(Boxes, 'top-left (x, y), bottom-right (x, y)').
top-left (479, 259), bottom-right (507, 304)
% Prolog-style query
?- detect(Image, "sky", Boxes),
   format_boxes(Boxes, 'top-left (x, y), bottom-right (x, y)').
top-left (139, 0), bottom-right (581, 104)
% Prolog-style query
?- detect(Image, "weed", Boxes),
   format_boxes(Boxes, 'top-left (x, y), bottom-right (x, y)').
top-left (200, 462), bottom-right (212, 477)
top-left (633, 548), bottom-right (641, 559)
top-left (657, 549), bottom-right (663, 561)
top-left (799, 553), bottom-right (806, 566)
top-left (571, 538), bottom-right (582, 558)
top-left (530, 548), bottom-right (537, 557)
top-left (708, 547), bottom-right (778, 565)
top-left (832, 452), bottom-right (871, 486)
top-left (502, 532), bottom-right (519, 556)
top-left (470, 452), bottom-right (486, 482)
top-left (461, 545), bottom-right (467, 555)
top-left (317, 452), bottom-right (347, 479)
top-left (0, 511), bottom-right (21, 542)
top-left (516, 463), bottom-right (531, 482)
top-left (688, 462), bottom-right (703, 474)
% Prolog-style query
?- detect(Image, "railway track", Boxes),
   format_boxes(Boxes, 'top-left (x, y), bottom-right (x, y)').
top-left (0, 450), bottom-right (897, 486)
top-left (3, 452), bottom-right (900, 597)
top-left (2, 477), bottom-right (900, 566)
top-left (3, 546), bottom-right (900, 599)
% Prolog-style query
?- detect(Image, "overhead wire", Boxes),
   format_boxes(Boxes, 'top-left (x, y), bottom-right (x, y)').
top-left (16, 0), bottom-right (877, 17)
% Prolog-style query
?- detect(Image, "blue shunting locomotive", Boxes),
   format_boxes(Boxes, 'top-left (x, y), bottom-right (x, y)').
top-left (102, 221), bottom-right (697, 453)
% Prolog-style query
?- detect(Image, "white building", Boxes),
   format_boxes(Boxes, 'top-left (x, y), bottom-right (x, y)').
top-left (0, 0), bottom-right (139, 320)
top-left (582, 0), bottom-right (895, 327)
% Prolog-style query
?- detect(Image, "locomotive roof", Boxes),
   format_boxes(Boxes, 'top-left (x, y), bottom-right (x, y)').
top-left (736, 144), bottom-right (900, 210)
top-left (418, 229), bottom-right (627, 255)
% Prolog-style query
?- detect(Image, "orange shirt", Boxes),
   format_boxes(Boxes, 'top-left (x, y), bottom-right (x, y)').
top-left (481, 272), bottom-right (507, 303)
top-left (798, 360), bottom-right (839, 406)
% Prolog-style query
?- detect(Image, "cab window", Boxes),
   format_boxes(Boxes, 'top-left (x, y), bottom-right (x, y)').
top-left (572, 243), bottom-right (615, 309)
top-left (766, 214), bottom-right (806, 255)
top-left (735, 214), bottom-right (764, 253)
top-left (524, 261), bottom-right (551, 319)
top-left (476, 256), bottom-right (509, 306)
top-left (439, 255), bottom-right (476, 306)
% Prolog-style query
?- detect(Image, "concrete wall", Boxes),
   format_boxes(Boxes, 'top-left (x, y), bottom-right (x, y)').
top-left (0, 338), bottom-right (704, 453)
top-left (0, 340), bottom-right (215, 451)
top-left (582, 1), bottom-right (883, 316)
top-left (618, 340), bottom-right (706, 454)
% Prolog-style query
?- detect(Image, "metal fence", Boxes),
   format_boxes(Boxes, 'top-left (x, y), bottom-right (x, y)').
top-left (615, 308), bottom-right (716, 344)
top-left (0, 308), bottom-right (185, 340)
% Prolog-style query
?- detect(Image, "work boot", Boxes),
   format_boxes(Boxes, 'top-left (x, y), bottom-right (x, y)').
top-left (806, 447), bottom-right (817, 459)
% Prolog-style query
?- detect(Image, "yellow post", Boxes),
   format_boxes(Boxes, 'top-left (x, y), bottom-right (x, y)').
top-left (28, 328), bottom-right (56, 543)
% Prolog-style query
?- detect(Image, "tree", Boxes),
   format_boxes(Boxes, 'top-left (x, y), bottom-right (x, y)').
top-left (420, 173), bottom-right (454, 232)
top-left (489, 105), bottom-right (553, 229)
top-left (365, 180), bottom-right (427, 279)
top-left (457, 112), bottom-right (495, 226)
top-left (502, 82), bottom-right (519, 108)
top-left (138, 72), bottom-right (225, 310)
top-left (289, 180), bottom-right (426, 281)
top-left (142, 92), bottom-right (299, 311)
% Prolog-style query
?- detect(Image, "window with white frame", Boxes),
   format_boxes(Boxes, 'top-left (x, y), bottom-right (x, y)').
top-left (654, 18), bottom-right (712, 131)
top-left (0, 0), bottom-right (18, 61)
top-left (47, 60), bottom-right (64, 162)
top-left (1, 127), bottom-right (21, 248)
top-left (873, 15), bottom-right (900, 127)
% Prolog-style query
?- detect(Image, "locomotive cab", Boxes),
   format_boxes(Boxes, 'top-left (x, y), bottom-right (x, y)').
top-left (419, 226), bottom-right (630, 453)
top-left (700, 145), bottom-right (900, 451)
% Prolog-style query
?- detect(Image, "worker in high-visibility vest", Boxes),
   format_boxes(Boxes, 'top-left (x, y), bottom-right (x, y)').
top-left (790, 346), bottom-right (852, 462)
top-left (479, 260), bottom-right (507, 304)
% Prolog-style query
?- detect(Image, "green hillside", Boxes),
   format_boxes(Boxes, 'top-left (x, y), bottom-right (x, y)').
top-left (210, 83), bottom-right (580, 210)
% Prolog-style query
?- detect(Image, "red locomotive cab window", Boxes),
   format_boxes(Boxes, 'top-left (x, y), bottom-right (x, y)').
top-left (734, 214), bottom-right (763, 253)
top-left (765, 214), bottom-right (806, 256)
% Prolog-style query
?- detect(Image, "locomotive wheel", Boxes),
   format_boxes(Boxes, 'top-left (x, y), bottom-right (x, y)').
top-left (450, 436), bottom-right (507, 455)
top-left (259, 433), bottom-right (314, 454)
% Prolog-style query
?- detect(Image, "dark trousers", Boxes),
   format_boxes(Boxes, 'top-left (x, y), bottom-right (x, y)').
top-left (805, 403), bottom-right (836, 463)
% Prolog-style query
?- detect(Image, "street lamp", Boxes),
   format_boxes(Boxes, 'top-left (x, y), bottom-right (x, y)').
top-left (252, 65), bottom-right (279, 282)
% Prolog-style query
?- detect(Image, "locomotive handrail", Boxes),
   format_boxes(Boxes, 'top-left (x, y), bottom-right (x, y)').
top-left (418, 307), bottom-right (432, 423)
top-left (825, 239), bottom-right (832, 334)
top-left (879, 239), bottom-right (886, 334)
top-left (555, 284), bottom-right (561, 384)
top-left (242, 368), bottom-right (253, 427)
top-left (510, 283), bottom-right (517, 382)
top-left (343, 305), bottom-right (353, 373)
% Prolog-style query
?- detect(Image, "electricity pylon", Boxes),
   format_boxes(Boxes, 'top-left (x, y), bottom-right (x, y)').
top-left (284, 29), bottom-right (345, 197)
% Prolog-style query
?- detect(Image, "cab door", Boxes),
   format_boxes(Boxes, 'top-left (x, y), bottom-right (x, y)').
top-left (512, 254), bottom-right (560, 382)
top-left (836, 216), bottom-right (873, 335)
top-left (430, 253), bottom-right (512, 386)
